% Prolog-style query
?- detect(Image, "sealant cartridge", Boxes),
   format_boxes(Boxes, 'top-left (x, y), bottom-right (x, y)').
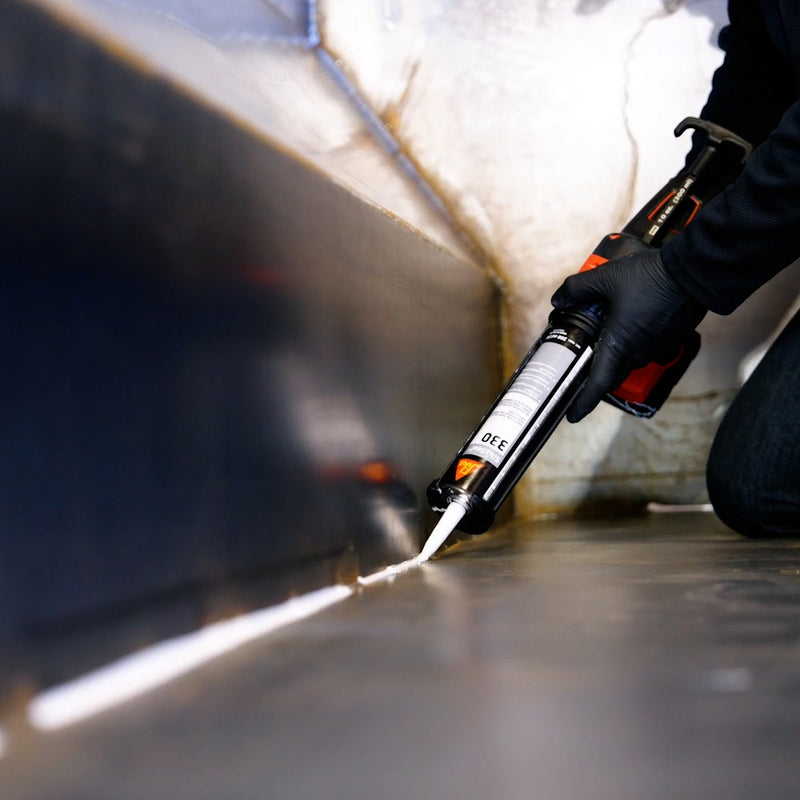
top-left (427, 307), bottom-right (601, 535)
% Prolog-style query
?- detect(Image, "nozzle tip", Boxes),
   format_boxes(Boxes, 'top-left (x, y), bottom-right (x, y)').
top-left (419, 499), bottom-right (468, 562)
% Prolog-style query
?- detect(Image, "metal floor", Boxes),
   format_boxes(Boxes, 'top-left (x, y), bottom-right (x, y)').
top-left (4, 511), bottom-right (800, 800)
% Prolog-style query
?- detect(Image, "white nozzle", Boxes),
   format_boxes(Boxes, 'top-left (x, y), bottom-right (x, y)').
top-left (418, 499), bottom-right (468, 562)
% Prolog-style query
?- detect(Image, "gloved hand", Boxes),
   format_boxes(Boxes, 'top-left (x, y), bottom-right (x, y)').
top-left (551, 249), bottom-right (707, 423)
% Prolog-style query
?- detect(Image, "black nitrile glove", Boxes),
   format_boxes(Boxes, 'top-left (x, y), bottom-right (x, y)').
top-left (551, 250), bottom-right (707, 423)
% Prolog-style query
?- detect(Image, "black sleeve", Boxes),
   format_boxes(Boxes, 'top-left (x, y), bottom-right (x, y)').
top-left (663, 99), bottom-right (800, 314)
top-left (685, 0), bottom-right (794, 162)
top-left (661, 0), bottom-right (800, 314)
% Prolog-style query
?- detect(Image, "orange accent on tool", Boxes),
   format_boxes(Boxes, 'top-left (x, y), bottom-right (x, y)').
top-left (455, 458), bottom-right (484, 481)
top-left (579, 253), bottom-right (609, 273)
top-left (613, 346), bottom-right (686, 402)
top-left (676, 196), bottom-right (701, 229)
top-left (647, 190), bottom-right (677, 221)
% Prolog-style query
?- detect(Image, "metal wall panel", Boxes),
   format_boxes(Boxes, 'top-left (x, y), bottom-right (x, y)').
top-left (0, 0), bottom-right (499, 698)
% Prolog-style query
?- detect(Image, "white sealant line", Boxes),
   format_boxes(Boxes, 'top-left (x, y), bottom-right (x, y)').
top-left (25, 528), bottom-right (456, 734)
top-left (647, 501), bottom-right (713, 513)
top-left (356, 556), bottom-right (424, 587)
top-left (27, 584), bottom-right (353, 732)
top-left (0, 727), bottom-right (6, 759)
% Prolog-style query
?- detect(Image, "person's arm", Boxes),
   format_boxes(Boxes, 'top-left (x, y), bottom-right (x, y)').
top-left (686, 0), bottom-right (795, 161)
top-left (663, 98), bottom-right (800, 314)
top-left (551, 1), bottom-right (800, 421)
top-left (664, 0), bottom-right (800, 313)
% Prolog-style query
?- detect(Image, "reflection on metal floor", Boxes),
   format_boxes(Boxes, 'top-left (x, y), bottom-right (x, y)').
top-left (4, 511), bottom-right (800, 799)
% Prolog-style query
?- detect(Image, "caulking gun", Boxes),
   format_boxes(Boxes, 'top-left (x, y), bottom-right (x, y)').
top-left (420, 117), bottom-right (751, 560)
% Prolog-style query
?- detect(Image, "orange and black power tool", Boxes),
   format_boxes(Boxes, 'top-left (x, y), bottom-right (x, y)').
top-left (428, 117), bottom-right (752, 535)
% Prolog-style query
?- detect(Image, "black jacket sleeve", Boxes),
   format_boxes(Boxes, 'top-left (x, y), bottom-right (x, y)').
top-left (691, 0), bottom-right (794, 155)
top-left (661, 0), bottom-right (800, 314)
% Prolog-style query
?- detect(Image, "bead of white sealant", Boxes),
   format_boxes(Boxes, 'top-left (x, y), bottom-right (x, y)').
top-left (28, 585), bottom-right (353, 731)
top-left (27, 507), bottom-right (467, 732)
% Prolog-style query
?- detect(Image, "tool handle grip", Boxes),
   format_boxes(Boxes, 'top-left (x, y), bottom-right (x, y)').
top-left (575, 117), bottom-right (752, 417)
top-left (675, 116), bottom-right (751, 161)
top-left (578, 233), bottom-right (698, 418)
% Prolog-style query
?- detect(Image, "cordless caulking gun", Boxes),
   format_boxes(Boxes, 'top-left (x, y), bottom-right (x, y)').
top-left (420, 117), bottom-right (752, 560)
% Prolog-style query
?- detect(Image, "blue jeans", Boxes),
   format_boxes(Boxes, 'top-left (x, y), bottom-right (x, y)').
top-left (707, 307), bottom-right (800, 536)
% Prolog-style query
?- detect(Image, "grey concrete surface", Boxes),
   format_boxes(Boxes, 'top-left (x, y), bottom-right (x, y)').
top-left (4, 512), bottom-right (800, 799)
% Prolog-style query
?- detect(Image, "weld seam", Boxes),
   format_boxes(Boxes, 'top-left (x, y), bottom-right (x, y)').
top-left (305, 2), bottom-right (496, 277)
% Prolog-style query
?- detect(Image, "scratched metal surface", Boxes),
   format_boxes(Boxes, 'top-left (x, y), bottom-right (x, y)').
top-left (4, 512), bottom-right (800, 799)
top-left (0, 0), bottom-right (498, 695)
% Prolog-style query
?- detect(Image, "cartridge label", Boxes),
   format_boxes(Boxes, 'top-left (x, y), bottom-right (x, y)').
top-left (463, 341), bottom-right (577, 467)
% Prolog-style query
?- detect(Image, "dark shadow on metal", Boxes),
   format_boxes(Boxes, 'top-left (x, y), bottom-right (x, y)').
top-left (0, 0), bottom-right (498, 703)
